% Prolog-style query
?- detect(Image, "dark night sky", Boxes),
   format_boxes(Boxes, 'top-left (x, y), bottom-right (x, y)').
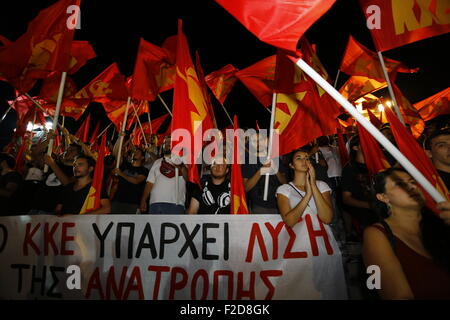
top-left (0, 0), bottom-right (449, 146)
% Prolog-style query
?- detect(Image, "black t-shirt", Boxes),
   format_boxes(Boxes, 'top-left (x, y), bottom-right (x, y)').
top-left (341, 161), bottom-right (371, 201)
top-left (341, 160), bottom-right (377, 226)
top-left (113, 162), bottom-right (149, 204)
top-left (58, 182), bottom-right (109, 215)
top-left (193, 178), bottom-right (230, 214)
top-left (0, 171), bottom-right (23, 215)
top-left (30, 162), bottom-right (74, 212)
top-left (242, 158), bottom-right (287, 209)
top-left (437, 169), bottom-right (450, 191)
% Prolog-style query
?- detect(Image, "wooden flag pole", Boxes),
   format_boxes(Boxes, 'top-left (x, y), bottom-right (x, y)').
top-left (147, 102), bottom-right (153, 135)
top-left (263, 92), bottom-right (277, 201)
top-left (0, 105), bottom-right (12, 123)
top-left (116, 96), bottom-right (132, 169)
top-left (219, 101), bottom-right (234, 126)
top-left (90, 123), bottom-right (113, 147)
top-left (111, 125), bottom-right (116, 142)
top-left (333, 70), bottom-right (341, 88)
top-left (131, 102), bottom-right (148, 147)
top-left (377, 51), bottom-right (405, 125)
top-left (295, 58), bottom-right (445, 203)
top-left (157, 94), bottom-right (173, 116)
top-left (44, 71), bottom-right (67, 173)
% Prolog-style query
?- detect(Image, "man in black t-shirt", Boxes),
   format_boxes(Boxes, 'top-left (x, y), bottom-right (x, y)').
top-left (0, 153), bottom-right (23, 215)
top-left (56, 155), bottom-right (110, 215)
top-left (111, 148), bottom-right (149, 213)
top-left (242, 133), bottom-right (287, 214)
top-left (424, 128), bottom-right (450, 190)
top-left (187, 158), bottom-right (230, 215)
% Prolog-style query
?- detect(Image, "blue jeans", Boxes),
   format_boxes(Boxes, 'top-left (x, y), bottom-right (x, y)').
top-left (148, 203), bottom-right (185, 214)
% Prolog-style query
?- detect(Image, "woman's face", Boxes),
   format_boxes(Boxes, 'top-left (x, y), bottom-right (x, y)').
top-left (290, 151), bottom-right (310, 173)
top-left (379, 171), bottom-right (425, 209)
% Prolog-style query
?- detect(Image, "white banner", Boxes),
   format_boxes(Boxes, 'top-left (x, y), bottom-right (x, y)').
top-left (0, 214), bottom-right (347, 300)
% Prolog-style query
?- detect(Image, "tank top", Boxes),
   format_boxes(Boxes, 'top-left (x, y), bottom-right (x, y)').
top-left (373, 224), bottom-right (450, 299)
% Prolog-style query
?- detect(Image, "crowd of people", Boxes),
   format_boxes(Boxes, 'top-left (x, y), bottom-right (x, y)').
top-left (1, 116), bottom-right (450, 300)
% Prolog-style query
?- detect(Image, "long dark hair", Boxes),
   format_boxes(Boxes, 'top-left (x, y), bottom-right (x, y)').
top-left (286, 147), bottom-right (311, 181)
top-left (371, 167), bottom-right (450, 272)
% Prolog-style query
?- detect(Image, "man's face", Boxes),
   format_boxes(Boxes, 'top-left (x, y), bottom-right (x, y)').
top-left (210, 159), bottom-right (229, 179)
top-left (163, 137), bottom-right (171, 154)
top-left (428, 135), bottom-right (450, 167)
top-left (132, 150), bottom-right (144, 162)
top-left (73, 158), bottom-right (93, 178)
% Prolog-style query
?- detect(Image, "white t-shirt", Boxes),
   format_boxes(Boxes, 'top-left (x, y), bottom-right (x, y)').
top-left (319, 146), bottom-right (342, 178)
top-left (276, 181), bottom-right (331, 215)
top-left (146, 158), bottom-right (186, 206)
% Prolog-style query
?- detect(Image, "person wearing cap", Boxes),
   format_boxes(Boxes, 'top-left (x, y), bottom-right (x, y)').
top-left (424, 128), bottom-right (450, 190)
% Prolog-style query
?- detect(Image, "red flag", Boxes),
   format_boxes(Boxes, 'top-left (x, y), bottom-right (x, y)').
top-left (67, 41), bottom-right (97, 74)
top-left (339, 36), bottom-right (418, 82)
top-left (357, 122), bottom-right (390, 175)
top-left (273, 39), bottom-right (340, 156)
top-left (0, 35), bottom-right (11, 47)
top-left (9, 95), bottom-right (47, 138)
top-left (205, 64), bottom-right (239, 104)
top-left (0, 0), bottom-right (80, 93)
top-left (125, 100), bottom-right (150, 131)
top-left (339, 75), bottom-right (387, 102)
top-left (215, 0), bottom-right (336, 53)
top-left (103, 100), bottom-right (131, 132)
top-left (230, 115), bottom-right (249, 214)
top-left (414, 87), bottom-right (450, 121)
top-left (75, 63), bottom-right (128, 103)
top-left (80, 134), bottom-right (107, 214)
top-left (89, 122), bottom-right (101, 145)
top-left (359, 0), bottom-right (450, 52)
top-left (385, 107), bottom-right (450, 212)
top-left (236, 55), bottom-right (276, 107)
top-left (392, 84), bottom-right (425, 138)
top-left (195, 51), bottom-right (218, 128)
top-left (171, 20), bottom-right (214, 185)
top-left (367, 108), bottom-right (383, 128)
top-left (337, 127), bottom-right (349, 167)
top-left (75, 114), bottom-right (91, 143)
top-left (130, 38), bottom-right (176, 101)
